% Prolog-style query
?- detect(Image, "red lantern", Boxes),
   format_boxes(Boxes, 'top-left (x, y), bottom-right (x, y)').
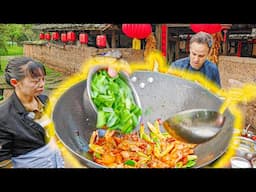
top-left (45, 33), bottom-right (51, 41)
top-left (79, 33), bottom-right (88, 44)
top-left (96, 35), bottom-right (106, 48)
top-left (190, 24), bottom-right (222, 34)
top-left (39, 33), bottom-right (45, 40)
top-left (61, 33), bottom-right (68, 43)
top-left (67, 32), bottom-right (76, 42)
top-left (122, 24), bottom-right (152, 39)
top-left (52, 32), bottom-right (59, 41)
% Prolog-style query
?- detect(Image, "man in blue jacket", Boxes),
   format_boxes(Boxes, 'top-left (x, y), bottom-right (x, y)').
top-left (171, 31), bottom-right (221, 87)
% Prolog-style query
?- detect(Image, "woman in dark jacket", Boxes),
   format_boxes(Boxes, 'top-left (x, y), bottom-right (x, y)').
top-left (0, 57), bottom-right (64, 168)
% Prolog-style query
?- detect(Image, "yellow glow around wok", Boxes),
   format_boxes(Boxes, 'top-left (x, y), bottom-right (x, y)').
top-left (45, 50), bottom-right (256, 168)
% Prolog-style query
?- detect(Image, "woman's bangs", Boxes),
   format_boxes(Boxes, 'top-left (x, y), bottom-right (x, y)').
top-left (26, 62), bottom-right (46, 78)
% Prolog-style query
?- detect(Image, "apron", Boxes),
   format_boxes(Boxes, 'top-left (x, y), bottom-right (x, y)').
top-left (11, 139), bottom-right (65, 168)
top-left (12, 112), bottom-right (65, 168)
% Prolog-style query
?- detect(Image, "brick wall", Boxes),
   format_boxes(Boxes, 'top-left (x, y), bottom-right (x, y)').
top-left (23, 43), bottom-right (144, 75)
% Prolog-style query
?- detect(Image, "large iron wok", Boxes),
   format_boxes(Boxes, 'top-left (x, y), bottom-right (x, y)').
top-left (52, 71), bottom-right (234, 168)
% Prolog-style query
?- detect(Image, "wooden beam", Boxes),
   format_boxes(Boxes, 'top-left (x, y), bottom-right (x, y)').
top-left (167, 24), bottom-right (190, 28)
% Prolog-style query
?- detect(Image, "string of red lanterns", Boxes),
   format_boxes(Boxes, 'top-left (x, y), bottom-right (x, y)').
top-left (39, 33), bottom-right (45, 40)
top-left (52, 32), bottom-right (59, 41)
top-left (67, 32), bottom-right (76, 42)
top-left (61, 33), bottom-right (68, 43)
top-left (79, 33), bottom-right (88, 44)
top-left (96, 35), bottom-right (107, 48)
top-left (45, 33), bottom-right (51, 41)
top-left (40, 25), bottom-right (153, 48)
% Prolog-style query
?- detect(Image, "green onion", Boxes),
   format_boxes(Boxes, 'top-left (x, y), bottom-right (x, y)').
top-left (124, 159), bottom-right (136, 166)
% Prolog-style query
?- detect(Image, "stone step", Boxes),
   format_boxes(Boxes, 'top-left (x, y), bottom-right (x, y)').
top-left (46, 78), bottom-right (64, 84)
top-left (45, 74), bottom-right (63, 80)
top-left (45, 84), bottom-right (60, 90)
top-left (0, 83), bottom-right (12, 89)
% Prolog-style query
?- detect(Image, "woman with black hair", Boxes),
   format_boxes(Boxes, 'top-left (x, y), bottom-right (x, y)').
top-left (0, 57), bottom-right (64, 168)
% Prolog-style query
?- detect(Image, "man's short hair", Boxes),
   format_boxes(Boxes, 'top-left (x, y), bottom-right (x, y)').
top-left (190, 31), bottom-right (213, 49)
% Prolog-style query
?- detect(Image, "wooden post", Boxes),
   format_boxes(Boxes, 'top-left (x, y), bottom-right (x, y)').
top-left (111, 30), bottom-right (116, 48)
top-left (223, 39), bottom-right (228, 56)
top-left (223, 30), bottom-right (228, 55)
top-left (155, 24), bottom-right (162, 50)
top-left (175, 34), bottom-right (180, 60)
top-left (168, 35), bottom-right (177, 64)
top-left (252, 40), bottom-right (256, 57)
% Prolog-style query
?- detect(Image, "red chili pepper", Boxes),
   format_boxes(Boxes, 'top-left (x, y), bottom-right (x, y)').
top-left (251, 135), bottom-right (256, 141)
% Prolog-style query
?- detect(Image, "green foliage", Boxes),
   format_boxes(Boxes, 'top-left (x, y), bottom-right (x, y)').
top-left (3, 46), bottom-right (23, 56)
top-left (6, 24), bottom-right (23, 46)
top-left (0, 24), bottom-right (8, 55)
top-left (0, 24), bottom-right (37, 49)
top-left (0, 48), bottom-right (8, 55)
top-left (0, 57), bottom-right (7, 75)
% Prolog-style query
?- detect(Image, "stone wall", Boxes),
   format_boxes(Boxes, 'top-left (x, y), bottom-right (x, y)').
top-left (218, 56), bottom-right (256, 89)
top-left (23, 43), bottom-right (144, 75)
top-left (218, 56), bottom-right (256, 127)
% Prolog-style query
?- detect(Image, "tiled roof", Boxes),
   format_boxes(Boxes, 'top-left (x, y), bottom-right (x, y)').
top-left (32, 24), bottom-right (119, 31)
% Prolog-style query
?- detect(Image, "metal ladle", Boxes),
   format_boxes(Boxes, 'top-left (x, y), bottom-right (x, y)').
top-left (163, 83), bottom-right (256, 144)
top-left (163, 108), bottom-right (225, 144)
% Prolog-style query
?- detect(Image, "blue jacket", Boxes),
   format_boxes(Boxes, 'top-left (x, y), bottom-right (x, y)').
top-left (171, 57), bottom-right (221, 87)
